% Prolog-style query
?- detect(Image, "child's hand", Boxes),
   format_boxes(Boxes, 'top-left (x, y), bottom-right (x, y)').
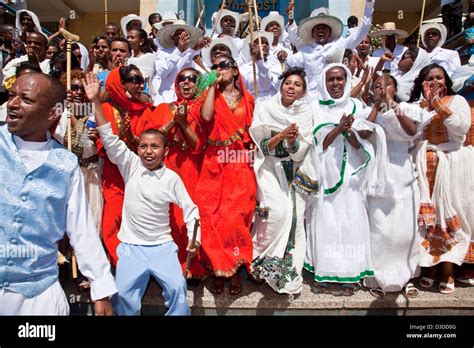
top-left (186, 240), bottom-right (200, 258)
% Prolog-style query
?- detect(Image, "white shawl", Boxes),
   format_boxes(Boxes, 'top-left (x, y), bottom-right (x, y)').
top-left (393, 48), bottom-right (431, 102)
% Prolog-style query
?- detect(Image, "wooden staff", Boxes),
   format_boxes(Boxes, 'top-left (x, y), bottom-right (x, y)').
top-left (61, 27), bottom-right (80, 279)
top-left (247, 0), bottom-right (258, 97)
top-left (211, 0), bottom-right (227, 37)
top-left (288, 0), bottom-right (295, 20)
top-left (416, 0), bottom-right (427, 48)
top-left (105, 0), bottom-right (108, 25)
top-left (252, 0), bottom-right (264, 61)
top-left (196, 0), bottom-right (201, 22)
top-left (195, 5), bottom-right (205, 28)
top-left (184, 218), bottom-right (200, 279)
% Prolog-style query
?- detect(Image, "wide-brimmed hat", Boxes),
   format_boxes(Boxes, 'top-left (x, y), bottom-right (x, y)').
top-left (153, 11), bottom-right (179, 31)
top-left (261, 11), bottom-right (285, 43)
top-left (310, 7), bottom-right (329, 17)
top-left (120, 14), bottom-right (146, 37)
top-left (202, 37), bottom-right (238, 67)
top-left (242, 31), bottom-right (274, 62)
top-left (421, 22), bottom-right (447, 49)
top-left (298, 14), bottom-right (343, 45)
top-left (216, 9), bottom-right (240, 36)
top-left (157, 20), bottom-right (202, 49)
top-left (371, 22), bottom-right (408, 38)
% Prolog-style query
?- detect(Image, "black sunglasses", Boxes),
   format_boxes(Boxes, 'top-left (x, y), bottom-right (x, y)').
top-left (124, 75), bottom-right (144, 85)
top-left (211, 60), bottom-right (234, 71)
top-left (177, 74), bottom-right (197, 83)
top-left (71, 84), bottom-right (85, 92)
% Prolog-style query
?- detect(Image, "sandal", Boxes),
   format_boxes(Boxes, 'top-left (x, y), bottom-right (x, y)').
top-left (369, 287), bottom-right (385, 300)
top-left (439, 281), bottom-right (455, 294)
top-left (419, 276), bottom-right (435, 289)
top-left (341, 283), bottom-right (357, 296)
top-left (403, 282), bottom-right (419, 298)
top-left (210, 277), bottom-right (224, 294)
top-left (312, 282), bottom-right (329, 294)
top-left (229, 274), bottom-right (242, 295)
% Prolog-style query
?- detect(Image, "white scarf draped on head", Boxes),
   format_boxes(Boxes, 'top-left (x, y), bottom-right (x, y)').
top-left (15, 10), bottom-right (43, 36)
top-left (250, 92), bottom-right (317, 194)
top-left (313, 63), bottom-right (394, 197)
top-left (394, 48), bottom-right (431, 102)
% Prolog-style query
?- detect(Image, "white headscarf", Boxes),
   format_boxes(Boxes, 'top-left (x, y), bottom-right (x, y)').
top-left (16, 10), bottom-right (43, 36)
top-left (76, 42), bottom-right (90, 71)
top-left (317, 63), bottom-right (356, 114)
top-left (394, 48), bottom-right (430, 102)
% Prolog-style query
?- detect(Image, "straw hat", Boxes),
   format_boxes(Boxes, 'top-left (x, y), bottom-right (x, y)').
top-left (152, 11), bottom-right (179, 31)
top-left (202, 37), bottom-right (238, 67)
top-left (371, 22), bottom-right (408, 38)
top-left (242, 31), bottom-right (274, 62)
top-left (216, 9), bottom-right (240, 36)
top-left (261, 11), bottom-right (285, 42)
top-left (297, 14), bottom-right (343, 45)
top-left (120, 14), bottom-right (146, 37)
top-left (158, 20), bottom-right (202, 49)
top-left (420, 23), bottom-right (447, 49)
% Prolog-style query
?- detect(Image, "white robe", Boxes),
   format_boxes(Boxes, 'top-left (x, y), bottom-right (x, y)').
top-left (250, 94), bottom-right (315, 294)
top-left (367, 103), bottom-right (422, 291)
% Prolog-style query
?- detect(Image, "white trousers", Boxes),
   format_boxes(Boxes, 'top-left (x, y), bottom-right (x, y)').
top-left (0, 281), bottom-right (69, 315)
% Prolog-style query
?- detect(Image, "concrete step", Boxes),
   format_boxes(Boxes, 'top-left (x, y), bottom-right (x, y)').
top-left (64, 270), bottom-right (474, 316)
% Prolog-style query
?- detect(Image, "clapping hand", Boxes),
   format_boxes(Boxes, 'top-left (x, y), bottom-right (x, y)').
top-left (280, 123), bottom-right (299, 144)
top-left (338, 113), bottom-right (354, 132)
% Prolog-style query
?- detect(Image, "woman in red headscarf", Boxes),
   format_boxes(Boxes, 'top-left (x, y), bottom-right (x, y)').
top-left (97, 65), bottom-right (153, 266)
top-left (198, 55), bottom-right (257, 295)
top-left (147, 67), bottom-right (209, 281)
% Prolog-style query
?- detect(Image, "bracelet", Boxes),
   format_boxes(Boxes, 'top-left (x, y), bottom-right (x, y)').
top-left (282, 139), bottom-right (299, 154)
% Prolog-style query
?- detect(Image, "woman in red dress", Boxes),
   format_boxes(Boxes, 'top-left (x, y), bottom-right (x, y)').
top-left (148, 68), bottom-right (209, 282)
top-left (97, 65), bottom-right (153, 266)
top-left (198, 55), bottom-right (257, 295)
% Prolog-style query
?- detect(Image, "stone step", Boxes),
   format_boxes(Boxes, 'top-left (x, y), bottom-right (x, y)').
top-left (64, 271), bottom-right (474, 316)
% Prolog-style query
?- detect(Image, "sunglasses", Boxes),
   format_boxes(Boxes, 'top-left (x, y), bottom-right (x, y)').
top-left (211, 60), bottom-right (234, 71)
top-left (124, 75), bottom-right (144, 85)
top-left (71, 84), bottom-right (85, 92)
top-left (177, 74), bottom-right (197, 83)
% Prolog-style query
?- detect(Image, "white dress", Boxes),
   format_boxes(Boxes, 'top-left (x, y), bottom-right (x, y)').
top-left (249, 95), bottom-right (316, 294)
top-left (367, 103), bottom-right (421, 291)
top-left (304, 64), bottom-right (391, 283)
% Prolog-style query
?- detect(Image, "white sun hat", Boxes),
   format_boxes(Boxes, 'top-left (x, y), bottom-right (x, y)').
top-left (242, 30), bottom-right (274, 62)
top-left (216, 9), bottom-right (240, 36)
top-left (371, 22), bottom-right (408, 39)
top-left (261, 11), bottom-right (285, 43)
top-left (157, 20), bottom-right (202, 49)
top-left (202, 36), bottom-right (239, 67)
top-left (120, 14), bottom-right (146, 37)
top-left (298, 14), bottom-right (343, 45)
top-left (153, 11), bottom-right (179, 31)
top-left (420, 22), bottom-right (447, 49)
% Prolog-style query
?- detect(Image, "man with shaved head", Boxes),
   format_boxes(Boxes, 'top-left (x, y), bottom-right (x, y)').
top-left (0, 73), bottom-right (117, 315)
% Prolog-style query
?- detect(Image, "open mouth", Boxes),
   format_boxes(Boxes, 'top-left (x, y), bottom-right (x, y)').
top-left (181, 85), bottom-right (191, 93)
top-left (143, 156), bottom-right (155, 163)
top-left (6, 111), bottom-right (22, 126)
top-left (285, 90), bottom-right (295, 98)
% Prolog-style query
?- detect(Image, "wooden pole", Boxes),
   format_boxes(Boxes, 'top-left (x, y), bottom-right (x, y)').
top-left (195, 5), bottom-right (205, 28)
top-left (252, 0), bottom-right (264, 61)
top-left (211, 0), bottom-right (227, 37)
top-left (417, 0), bottom-right (427, 48)
top-left (104, 0), bottom-right (108, 25)
top-left (184, 218), bottom-right (200, 279)
top-left (248, 0), bottom-right (258, 97)
top-left (65, 38), bottom-right (78, 279)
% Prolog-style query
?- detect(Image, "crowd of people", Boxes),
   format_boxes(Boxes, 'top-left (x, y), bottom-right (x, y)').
top-left (0, 0), bottom-right (473, 315)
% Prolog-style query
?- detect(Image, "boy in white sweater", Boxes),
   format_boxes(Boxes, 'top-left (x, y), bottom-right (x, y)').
top-left (83, 72), bottom-right (200, 315)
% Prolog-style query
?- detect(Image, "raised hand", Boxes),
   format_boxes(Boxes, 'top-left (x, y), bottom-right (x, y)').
top-left (82, 72), bottom-right (101, 103)
top-left (174, 102), bottom-right (188, 126)
top-left (178, 31), bottom-right (190, 52)
top-left (338, 113), bottom-right (354, 132)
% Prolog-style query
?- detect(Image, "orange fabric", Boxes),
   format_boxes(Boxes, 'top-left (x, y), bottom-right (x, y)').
top-left (422, 96), bottom-right (454, 145)
top-left (421, 223), bottom-right (460, 264)
top-left (464, 242), bottom-right (474, 263)
top-left (147, 76), bottom-right (209, 278)
top-left (195, 77), bottom-right (256, 277)
top-left (426, 150), bottom-right (439, 196)
top-left (96, 68), bottom-right (153, 266)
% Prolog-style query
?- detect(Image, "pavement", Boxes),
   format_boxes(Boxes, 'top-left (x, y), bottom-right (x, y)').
top-left (64, 269), bottom-right (474, 316)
